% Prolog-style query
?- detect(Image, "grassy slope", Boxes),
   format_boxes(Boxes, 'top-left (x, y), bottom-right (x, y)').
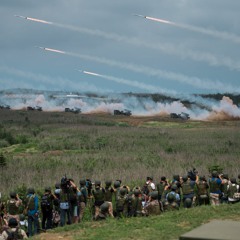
top-left (33, 203), bottom-right (240, 240)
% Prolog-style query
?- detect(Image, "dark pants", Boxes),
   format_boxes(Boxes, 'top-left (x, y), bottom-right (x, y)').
top-left (42, 208), bottom-right (53, 230)
top-left (60, 208), bottom-right (71, 226)
top-left (28, 215), bottom-right (39, 237)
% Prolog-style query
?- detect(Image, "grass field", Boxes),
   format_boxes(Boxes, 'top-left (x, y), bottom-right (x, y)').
top-left (0, 109), bottom-right (240, 194)
top-left (32, 203), bottom-right (240, 240)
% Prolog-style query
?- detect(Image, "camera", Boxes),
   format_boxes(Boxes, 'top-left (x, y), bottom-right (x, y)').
top-left (61, 175), bottom-right (71, 190)
top-left (188, 168), bottom-right (198, 181)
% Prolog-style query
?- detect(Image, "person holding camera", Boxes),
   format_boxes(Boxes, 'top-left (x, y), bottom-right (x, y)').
top-left (41, 187), bottom-right (57, 230)
top-left (58, 177), bottom-right (72, 226)
top-left (208, 171), bottom-right (223, 206)
top-left (6, 192), bottom-right (22, 222)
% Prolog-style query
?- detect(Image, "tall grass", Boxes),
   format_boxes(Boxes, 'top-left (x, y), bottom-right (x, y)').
top-left (0, 110), bottom-right (240, 195)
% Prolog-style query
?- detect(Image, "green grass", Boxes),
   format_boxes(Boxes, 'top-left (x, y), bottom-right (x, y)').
top-left (33, 203), bottom-right (240, 240)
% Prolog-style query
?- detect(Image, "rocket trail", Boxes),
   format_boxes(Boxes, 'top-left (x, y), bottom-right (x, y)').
top-left (14, 15), bottom-right (52, 24)
top-left (137, 14), bottom-right (240, 44)
top-left (15, 15), bottom-right (240, 71)
top-left (79, 69), bottom-right (175, 94)
top-left (37, 46), bottom-right (239, 93)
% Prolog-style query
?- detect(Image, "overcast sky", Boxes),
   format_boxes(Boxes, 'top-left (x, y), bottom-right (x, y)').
top-left (1, 0), bottom-right (240, 95)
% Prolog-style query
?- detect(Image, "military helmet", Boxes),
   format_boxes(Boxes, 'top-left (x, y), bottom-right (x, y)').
top-left (105, 180), bottom-right (112, 186)
top-left (114, 180), bottom-right (121, 189)
top-left (212, 171), bottom-right (218, 178)
top-left (28, 188), bottom-right (35, 194)
top-left (171, 184), bottom-right (178, 191)
top-left (199, 176), bottom-right (206, 181)
top-left (45, 187), bottom-right (51, 192)
top-left (133, 188), bottom-right (141, 196)
top-left (149, 191), bottom-right (158, 200)
top-left (167, 193), bottom-right (175, 203)
top-left (8, 218), bottom-right (18, 227)
top-left (230, 178), bottom-right (237, 184)
top-left (223, 174), bottom-right (229, 180)
top-left (95, 180), bottom-right (101, 186)
top-left (19, 214), bottom-right (25, 221)
top-left (161, 176), bottom-right (166, 181)
top-left (182, 175), bottom-right (188, 182)
top-left (9, 191), bottom-right (17, 198)
top-left (184, 198), bottom-right (192, 208)
top-left (100, 202), bottom-right (109, 213)
top-left (120, 188), bottom-right (126, 196)
top-left (79, 179), bottom-right (86, 186)
top-left (173, 175), bottom-right (180, 181)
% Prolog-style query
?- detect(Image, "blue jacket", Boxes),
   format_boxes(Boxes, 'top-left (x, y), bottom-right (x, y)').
top-left (27, 194), bottom-right (39, 216)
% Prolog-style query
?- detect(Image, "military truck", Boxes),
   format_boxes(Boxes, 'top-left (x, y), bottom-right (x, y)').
top-left (64, 107), bottom-right (81, 114)
top-left (0, 104), bottom-right (10, 110)
top-left (113, 109), bottom-right (132, 116)
top-left (170, 112), bottom-right (190, 120)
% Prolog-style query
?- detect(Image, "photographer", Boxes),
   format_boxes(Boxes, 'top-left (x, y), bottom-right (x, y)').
top-left (6, 192), bottom-right (22, 222)
top-left (41, 187), bottom-right (57, 230)
top-left (58, 176), bottom-right (72, 226)
top-left (58, 176), bottom-right (81, 226)
top-left (208, 171), bottom-right (223, 206)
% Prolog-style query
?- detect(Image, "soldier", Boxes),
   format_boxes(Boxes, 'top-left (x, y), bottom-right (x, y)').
top-left (142, 191), bottom-right (161, 216)
top-left (92, 181), bottom-right (105, 219)
top-left (208, 171), bottom-right (223, 206)
top-left (25, 188), bottom-right (39, 237)
top-left (0, 218), bottom-right (28, 239)
top-left (78, 179), bottom-right (88, 222)
top-left (116, 188), bottom-right (128, 218)
top-left (41, 187), bottom-right (57, 230)
top-left (166, 185), bottom-right (181, 207)
top-left (220, 174), bottom-right (229, 204)
top-left (6, 192), bottom-right (22, 222)
top-left (156, 176), bottom-right (168, 201)
top-left (163, 193), bottom-right (179, 211)
top-left (104, 180), bottom-right (114, 218)
top-left (227, 178), bottom-right (240, 204)
top-left (94, 202), bottom-right (110, 221)
top-left (130, 188), bottom-right (143, 217)
top-left (196, 176), bottom-right (209, 206)
top-left (181, 175), bottom-right (196, 208)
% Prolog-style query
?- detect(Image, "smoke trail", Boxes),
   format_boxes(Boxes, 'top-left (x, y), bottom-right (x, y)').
top-left (145, 16), bottom-right (240, 44)
top-left (17, 16), bottom-right (240, 71)
top-left (81, 70), bottom-right (177, 95)
top-left (0, 66), bottom-right (109, 92)
top-left (42, 47), bottom-right (240, 93)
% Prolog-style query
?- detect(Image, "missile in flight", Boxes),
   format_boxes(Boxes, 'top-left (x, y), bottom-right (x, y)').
top-left (14, 15), bottom-right (52, 24)
top-left (35, 46), bottom-right (66, 54)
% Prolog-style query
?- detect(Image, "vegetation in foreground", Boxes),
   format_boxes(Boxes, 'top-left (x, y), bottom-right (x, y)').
top-left (32, 203), bottom-right (240, 240)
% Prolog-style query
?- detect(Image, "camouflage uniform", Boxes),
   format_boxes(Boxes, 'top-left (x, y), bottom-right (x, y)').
top-left (143, 200), bottom-right (161, 216)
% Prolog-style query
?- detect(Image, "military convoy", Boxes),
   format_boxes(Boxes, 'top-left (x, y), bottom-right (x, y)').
top-left (0, 104), bottom-right (10, 110)
top-left (170, 112), bottom-right (190, 120)
top-left (113, 109), bottom-right (132, 116)
top-left (64, 107), bottom-right (81, 114)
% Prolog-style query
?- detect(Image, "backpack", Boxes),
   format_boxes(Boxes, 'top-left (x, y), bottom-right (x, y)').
top-left (41, 195), bottom-right (51, 209)
top-left (6, 228), bottom-right (23, 240)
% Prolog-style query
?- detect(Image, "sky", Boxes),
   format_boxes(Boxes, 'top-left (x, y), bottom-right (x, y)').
top-left (1, 0), bottom-right (240, 96)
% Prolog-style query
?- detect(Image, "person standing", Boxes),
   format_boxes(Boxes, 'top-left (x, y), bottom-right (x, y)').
top-left (25, 188), bottom-right (39, 237)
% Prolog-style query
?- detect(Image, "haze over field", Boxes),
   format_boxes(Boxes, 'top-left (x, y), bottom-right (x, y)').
top-left (1, 89), bottom-right (240, 121)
